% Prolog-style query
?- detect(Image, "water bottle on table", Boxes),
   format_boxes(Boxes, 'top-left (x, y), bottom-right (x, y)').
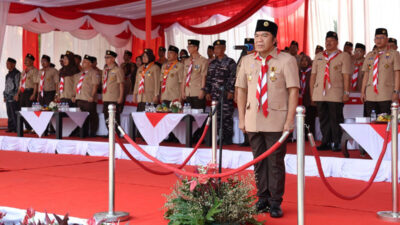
top-left (371, 109), bottom-right (376, 122)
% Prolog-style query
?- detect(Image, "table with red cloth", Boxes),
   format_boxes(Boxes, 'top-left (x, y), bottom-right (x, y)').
top-left (130, 112), bottom-right (208, 147)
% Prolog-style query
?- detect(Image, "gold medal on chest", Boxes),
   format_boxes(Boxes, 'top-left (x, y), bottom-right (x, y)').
top-left (270, 67), bottom-right (277, 81)
top-left (146, 72), bottom-right (151, 77)
top-left (248, 75), bottom-right (252, 81)
top-left (385, 64), bottom-right (390, 69)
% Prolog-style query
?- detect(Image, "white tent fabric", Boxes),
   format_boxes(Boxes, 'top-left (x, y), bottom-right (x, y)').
top-left (0, 2), bottom-right (10, 66)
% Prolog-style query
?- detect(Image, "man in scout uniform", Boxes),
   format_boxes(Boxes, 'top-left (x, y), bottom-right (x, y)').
top-left (361, 28), bottom-right (400, 116)
top-left (310, 31), bottom-right (352, 152)
top-left (4, 57), bottom-right (20, 133)
top-left (156, 46), bottom-right (167, 67)
top-left (388, 37), bottom-right (398, 51)
top-left (160, 45), bottom-right (184, 106)
top-left (205, 39), bottom-right (237, 145)
top-left (102, 50), bottom-right (125, 128)
top-left (38, 55), bottom-right (59, 106)
top-left (14, 53), bottom-right (39, 132)
top-left (133, 48), bottom-right (161, 111)
top-left (289, 40), bottom-right (300, 64)
top-left (181, 39), bottom-right (209, 110)
top-left (343, 41), bottom-right (353, 56)
top-left (315, 45), bottom-right (324, 56)
top-left (120, 50), bottom-right (134, 99)
top-left (236, 20), bottom-right (299, 218)
top-left (73, 55), bottom-right (100, 137)
top-left (74, 54), bottom-right (83, 71)
top-left (351, 43), bottom-right (366, 92)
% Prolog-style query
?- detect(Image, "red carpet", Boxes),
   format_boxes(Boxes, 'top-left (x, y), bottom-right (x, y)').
top-left (0, 150), bottom-right (393, 225)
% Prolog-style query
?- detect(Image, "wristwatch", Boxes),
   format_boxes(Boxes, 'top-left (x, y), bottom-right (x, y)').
top-left (393, 90), bottom-right (400, 94)
top-left (344, 91), bottom-right (350, 95)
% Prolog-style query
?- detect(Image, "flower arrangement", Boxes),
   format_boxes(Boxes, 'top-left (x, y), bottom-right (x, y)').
top-left (163, 163), bottom-right (263, 225)
top-left (48, 101), bottom-right (58, 111)
top-left (170, 100), bottom-right (182, 113)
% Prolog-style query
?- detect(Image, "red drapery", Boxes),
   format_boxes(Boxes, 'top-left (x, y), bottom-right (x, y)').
top-left (131, 31), bottom-right (165, 62)
top-left (274, 0), bottom-right (308, 55)
top-left (22, 29), bottom-right (39, 69)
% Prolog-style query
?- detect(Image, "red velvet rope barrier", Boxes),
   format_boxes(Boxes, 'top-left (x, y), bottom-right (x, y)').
top-left (120, 126), bottom-right (289, 178)
top-left (115, 123), bottom-right (210, 175)
top-left (310, 129), bottom-right (390, 200)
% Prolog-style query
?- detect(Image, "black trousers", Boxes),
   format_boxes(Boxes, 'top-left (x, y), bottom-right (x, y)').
top-left (304, 105), bottom-right (317, 137)
top-left (60, 98), bottom-right (75, 107)
top-left (39, 90), bottom-right (56, 106)
top-left (6, 100), bottom-right (19, 131)
top-left (137, 102), bottom-right (146, 112)
top-left (19, 89), bottom-right (34, 130)
top-left (316, 101), bottom-right (344, 145)
top-left (103, 101), bottom-right (122, 129)
top-left (185, 96), bottom-right (206, 110)
top-left (248, 132), bottom-right (286, 206)
top-left (77, 100), bottom-right (99, 136)
top-left (364, 101), bottom-right (391, 117)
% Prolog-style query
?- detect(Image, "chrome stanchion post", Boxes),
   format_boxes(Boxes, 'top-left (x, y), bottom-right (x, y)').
top-left (378, 102), bottom-right (400, 221)
top-left (94, 104), bottom-right (129, 223)
top-left (211, 101), bottom-right (217, 165)
top-left (296, 106), bottom-right (306, 225)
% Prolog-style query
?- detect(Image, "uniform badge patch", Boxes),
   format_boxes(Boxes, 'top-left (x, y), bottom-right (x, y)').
top-left (385, 64), bottom-right (390, 69)
top-left (248, 75), bottom-right (252, 81)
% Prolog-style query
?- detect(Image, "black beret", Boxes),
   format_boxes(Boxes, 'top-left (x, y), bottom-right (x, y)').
top-left (143, 48), bottom-right (154, 55)
top-left (7, 57), bottom-right (16, 64)
top-left (25, 53), bottom-right (35, 61)
top-left (158, 46), bottom-right (166, 52)
top-left (65, 51), bottom-right (74, 56)
top-left (188, 39), bottom-right (200, 47)
top-left (60, 54), bottom-right (65, 59)
top-left (213, 39), bottom-right (226, 46)
top-left (92, 56), bottom-right (97, 62)
top-left (124, 50), bottom-right (132, 56)
top-left (375, 28), bottom-right (388, 36)
top-left (326, 31), bottom-right (338, 40)
top-left (355, 43), bottom-right (366, 50)
top-left (255, 20), bottom-right (278, 37)
top-left (106, 50), bottom-right (117, 58)
top-left (245, 38), bottom-right (254, 45)
top-left (344, 41), bottom-right (353, 47)
top-left (316, 45), bottom-right (324, 50)
top-left (208, 45), bottom-right (214, 50)
top-left (41, 54), bottom-right (50, 62)
top-left (290, 40), bottom-right (299, 47)
top-left (389, 37), bottom-right (397, 46)
top-left (168, 45), bottom-right (179, 53)
top-left (84, 54), bottom-right (95, 63)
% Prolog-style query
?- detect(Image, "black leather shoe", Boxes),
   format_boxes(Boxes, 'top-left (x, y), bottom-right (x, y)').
top-left (332, 143), bottom-right (341, 152)
top-left (317, 143), bottom-right (331, 151)
top-left (256, 199), bottom-right (270, 213)
top-left (270, 205), bottom-right (283, 218)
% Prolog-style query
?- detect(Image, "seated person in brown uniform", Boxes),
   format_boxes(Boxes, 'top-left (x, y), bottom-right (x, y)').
top-left (72, 55), bottom-right (100, 137)
top-left (361, 28), bottom-right (400, 116)
top-left (14, 53), bottom-right (39, 132)
top-left (37, 55), bottom-right (59, 106)
top-left (388, 37), bottom-right (398, 51)
top-left (102, 50), bottom-right (125, 128)
top-left (310, 31), bottom-right (352, 152)
top-left (160, 45), bottom-right (184, 106)
top-left (236, 20), bottom-right (299, 218)
top-left (181, 39), bottom-right (208, 110)
top-left (57, 51), bottom-right (80, 106)
top-left (133, 49), bottom-right (161, 111)
top-left (351, 43), bottom-right (366, 93)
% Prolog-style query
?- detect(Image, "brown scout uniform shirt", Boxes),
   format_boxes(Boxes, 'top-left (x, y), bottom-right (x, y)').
top-left (60, 75), bottom-right (78, 99)
top-left (20, 67), bottom-right (39, 90)
top-left (235, 48), bottom-right (300, 132)
top-left (350, 57), bottom-right (365, 93)
top-left (160, 61), bottom-right (184, 101)
top-left (183, 55), bottom-right (208, 97)
top-left (133, 63), bottom-right (161, 103)
top-left (74, 69), bottom-right (100, 102)
top-left (120, 62), bottom-right (134, 95)
top-left (362, 49), bottom-right (400, 101)
top-left (311, 51), bottom-right (352, 102)
top-left (102, 64), bottom-right (124, 102)
top-left (38, 67), bottom-right (59, 91)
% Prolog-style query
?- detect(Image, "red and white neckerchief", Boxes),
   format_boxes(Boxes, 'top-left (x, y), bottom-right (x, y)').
top-left (20, 71), bottom-right (27, 93)
top-left (39, 70), bottom-right (45, 97)
top-left (102, 68), bottom-right (110, 94)
top-left (59, 77), bottom-right (64, 94)
top-left (76, 71), bottom-right (87, 94)
top-left (322, 50), bottom-right (341, 96)
top-left (373, 51), bottom-right (384, 94)
top-left (138, 62), bottom-right (155, 94)
top-left (300, 67), bottom-right (311, 96)
top-left (161, 61), bottom-right (178, 93)
top-left (255, 52), bottom-right (274, 118)
top-left (351, 61), bottom-right (363, 90)
top-left (185, 59), bottom-right (194, 87)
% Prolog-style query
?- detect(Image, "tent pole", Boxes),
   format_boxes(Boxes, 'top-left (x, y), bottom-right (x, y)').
top-left (145, 0), bottom-right (152, 48)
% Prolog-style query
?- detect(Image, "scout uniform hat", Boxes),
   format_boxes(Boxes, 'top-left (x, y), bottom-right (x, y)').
top-left (106, 50), bottom-right (117, 58)
top-left (255, 20), bottom-right (278, 36)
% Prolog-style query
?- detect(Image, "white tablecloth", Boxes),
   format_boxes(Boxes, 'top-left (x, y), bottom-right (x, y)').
top-left (131, 112), bottom-right (208, 146)
top-left (20, 111), bottom-right (54, 137)
top-left (50, 111), bottom-right (89, 137)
